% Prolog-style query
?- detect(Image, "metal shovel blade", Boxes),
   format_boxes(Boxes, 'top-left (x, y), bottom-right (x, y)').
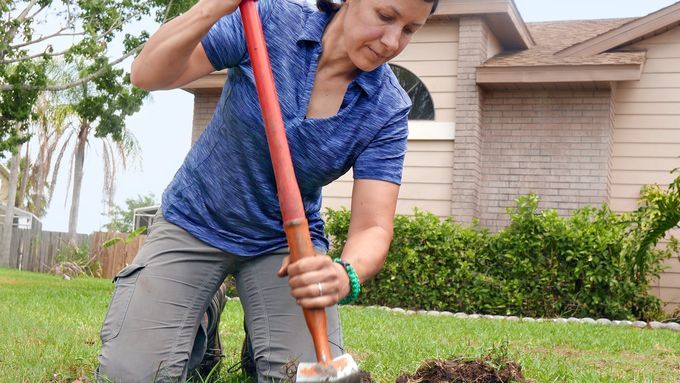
top-left (296, 354), bottom-right (361, 383)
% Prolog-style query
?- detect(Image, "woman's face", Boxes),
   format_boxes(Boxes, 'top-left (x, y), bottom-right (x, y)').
top-left (342, 0), bottom-right (432, 71)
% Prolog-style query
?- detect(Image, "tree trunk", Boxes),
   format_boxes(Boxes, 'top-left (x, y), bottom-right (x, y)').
top-left (18, 143), bottom-right (30, 209)
top-left (32, 138), bottom-right (48, 216)
top-left (33, 155), bottom-right (45, 215)
top-left (68, 121), bottom-right (88, 242)
top-left (0, 143), bottom-right (23, 268)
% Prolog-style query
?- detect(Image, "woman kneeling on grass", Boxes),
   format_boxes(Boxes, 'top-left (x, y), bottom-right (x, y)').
top-left (96, 0), bottom-right (438, 381)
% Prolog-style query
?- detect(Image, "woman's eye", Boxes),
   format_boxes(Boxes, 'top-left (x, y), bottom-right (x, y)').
top-left (404, 27), bottom-right (415, 35)
top-left (378, 12), bottom-right (392, 22)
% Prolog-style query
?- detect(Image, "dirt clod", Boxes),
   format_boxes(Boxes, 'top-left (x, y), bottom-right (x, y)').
top-left (359, 357), bottom-right (527, 383)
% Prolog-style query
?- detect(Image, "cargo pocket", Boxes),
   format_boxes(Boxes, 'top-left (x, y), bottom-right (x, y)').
top-left (100, 263), bottom-right (146, 342)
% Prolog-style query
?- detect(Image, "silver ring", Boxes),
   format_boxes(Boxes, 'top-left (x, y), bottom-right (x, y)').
top-left (317, 282), bottom-right (323, 297)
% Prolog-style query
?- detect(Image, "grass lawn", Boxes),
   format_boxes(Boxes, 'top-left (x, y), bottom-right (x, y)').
top-left (1, 267), bottom-right (678, 383)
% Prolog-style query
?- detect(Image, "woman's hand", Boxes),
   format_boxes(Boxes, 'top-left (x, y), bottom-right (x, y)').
top-left (277, 256), bottom-right (350, 309)
top-left (275, 180), bottom-right (399, 309)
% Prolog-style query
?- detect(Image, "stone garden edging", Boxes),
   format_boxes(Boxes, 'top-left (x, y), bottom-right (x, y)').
top-left (226, 297), bottom-right (680, 332)
top-left (365, 305), bottom-right (680, 332)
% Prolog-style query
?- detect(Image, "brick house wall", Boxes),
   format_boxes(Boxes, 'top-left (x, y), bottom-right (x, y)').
top-left (191, 92), bottom-right (221, 145)
top-left (479, 88), bottom-right (612, 232)
top-left (451, 16), bottom-right (488, 224)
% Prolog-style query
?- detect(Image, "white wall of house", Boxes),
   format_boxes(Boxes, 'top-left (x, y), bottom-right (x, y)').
top-left (612, 25), bottom-right (680, 311)
top-left (321, 19), bottom-right (459, 215)
top-left (322, 139), bottom-right (456, 216)
top-left (0, 166), bottom-right (9, 205)
top-left (0, 179), bottom-right (7, 205)
top-left (486, 28), bottom-right (503, 60)
top-left (391, 20), bottom-right (459, 122)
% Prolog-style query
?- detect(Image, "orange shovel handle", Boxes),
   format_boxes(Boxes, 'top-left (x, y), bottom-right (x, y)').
top-left (239, 0), bottom-right (333, 364)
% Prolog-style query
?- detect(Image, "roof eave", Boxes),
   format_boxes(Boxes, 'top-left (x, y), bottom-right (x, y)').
top-left (432, 0), bottom-right (534, 50)
top-left (476, 63), bottom-right (643, 85)
top-left (181, 70), bottom-right (227, 93)
top-left (557, 2), bottom-right (680, 57)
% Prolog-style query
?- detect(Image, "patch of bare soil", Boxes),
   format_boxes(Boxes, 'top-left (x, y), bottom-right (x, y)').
top-left (359, 356), bottom-right (527, 383)
top-left (0, 276), bottom-right (24, 285)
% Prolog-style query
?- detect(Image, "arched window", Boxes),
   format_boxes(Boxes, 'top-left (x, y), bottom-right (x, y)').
top-left (388, 64), bottom-right (435, 120)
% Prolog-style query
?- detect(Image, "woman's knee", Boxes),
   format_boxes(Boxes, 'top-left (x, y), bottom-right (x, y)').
top-left (96, 351), bottom-right (189, 383)
top-left (96, 263), bottom-right (191, 382)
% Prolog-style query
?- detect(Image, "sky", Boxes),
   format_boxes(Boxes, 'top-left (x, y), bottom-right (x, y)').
top-left (39, 0), bottom-right (679, 233)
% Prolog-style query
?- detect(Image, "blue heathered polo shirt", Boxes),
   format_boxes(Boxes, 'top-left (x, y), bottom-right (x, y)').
top-left (161, 0), bottom-right (411, 256)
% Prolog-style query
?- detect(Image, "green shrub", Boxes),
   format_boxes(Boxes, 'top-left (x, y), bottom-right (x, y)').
top-left (489, 194), bottom-right (668, 320)
top-left (324, 172), bottom-right (680, 321)
top-left (327, 208), bottom-right (497, 313)
top-left (51, 243), bottom-right (102, 278)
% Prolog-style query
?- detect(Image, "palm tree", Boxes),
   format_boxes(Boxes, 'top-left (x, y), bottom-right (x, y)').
top-left (15, 90), bottom-right (75, 218)
top-left (65, 114), bottom-right (141, 239)
top-left (14, 62), bottom-right (145, 241)
top-left (62, 63), bottom-right (146, 241)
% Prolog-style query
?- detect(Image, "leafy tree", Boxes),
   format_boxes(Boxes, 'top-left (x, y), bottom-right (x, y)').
top-left (0, 0), bottom-right (167, 264)
top-left (0, 0), bottom-right (151, 155)
top-left (148, 0), bottom-right (198, 22)
top-left (103, 193), bottom-right (157, 233)
top-left (622, 168), bottom-right (680, 284)
top-left (14, 65), bottom-right (142, 226)
top-left (0, 62), bottom-right (48, 155)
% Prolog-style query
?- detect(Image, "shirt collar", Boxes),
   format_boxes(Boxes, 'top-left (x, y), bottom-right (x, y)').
top-left (354, 65), bottom-right (384, 97)
top-left (297, 10), bottom-right (331, 44)
top-left (297, 10), bottom-right (384, 97)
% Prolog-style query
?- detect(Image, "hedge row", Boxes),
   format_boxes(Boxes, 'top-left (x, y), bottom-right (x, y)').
top-left (325, 173), bottom-right (680, 321)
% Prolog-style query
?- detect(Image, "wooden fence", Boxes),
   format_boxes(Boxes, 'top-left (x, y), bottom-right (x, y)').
top-left (91, 231), bottom-right (146, 279)
top-left (7, 227), bottom-right (146, 279)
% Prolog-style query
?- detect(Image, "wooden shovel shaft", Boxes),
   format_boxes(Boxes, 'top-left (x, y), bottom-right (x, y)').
top-left (239, 0), bottom-right (333, 364)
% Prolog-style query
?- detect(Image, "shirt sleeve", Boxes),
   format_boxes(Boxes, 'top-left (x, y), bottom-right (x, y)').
top-left (201, 0), bottom-right (275, 70)
top-left (353, 107), bottom-right (410, 185)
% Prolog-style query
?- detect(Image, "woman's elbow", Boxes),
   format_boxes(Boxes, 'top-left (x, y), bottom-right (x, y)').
top-left (130, 62), bottom-right (147, 90)
top-left (130, 60), bottom-right (158, 91)
top-left (380, 222), bottom-right (394, 241)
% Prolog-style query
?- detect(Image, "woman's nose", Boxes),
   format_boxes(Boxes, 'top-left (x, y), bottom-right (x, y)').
top-left (380, 26), bottom-right (400, 53)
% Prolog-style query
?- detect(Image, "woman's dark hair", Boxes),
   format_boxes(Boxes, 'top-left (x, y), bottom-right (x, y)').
top-left (317, 0), bottom-right (439, 15)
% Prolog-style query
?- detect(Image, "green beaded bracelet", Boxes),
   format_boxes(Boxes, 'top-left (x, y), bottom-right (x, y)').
top-left (333, 258), bottom-right (361, 305)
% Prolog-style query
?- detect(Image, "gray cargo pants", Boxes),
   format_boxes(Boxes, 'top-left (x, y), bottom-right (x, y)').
top-left (96, 212), bottom-right (344, 382)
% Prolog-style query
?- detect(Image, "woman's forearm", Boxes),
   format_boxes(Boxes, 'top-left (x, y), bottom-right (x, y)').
top-left (335, 224), bottom-right (393, 297)
top-left (130, 0), bottom-right (237, 90)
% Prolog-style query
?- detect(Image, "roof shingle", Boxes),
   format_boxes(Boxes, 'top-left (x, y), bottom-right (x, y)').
top-left (482, 18), bottom-right (646, 67)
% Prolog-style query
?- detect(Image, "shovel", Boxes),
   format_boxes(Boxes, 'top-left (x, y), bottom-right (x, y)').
top-left (238, 1), bottom-right (360, 382)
